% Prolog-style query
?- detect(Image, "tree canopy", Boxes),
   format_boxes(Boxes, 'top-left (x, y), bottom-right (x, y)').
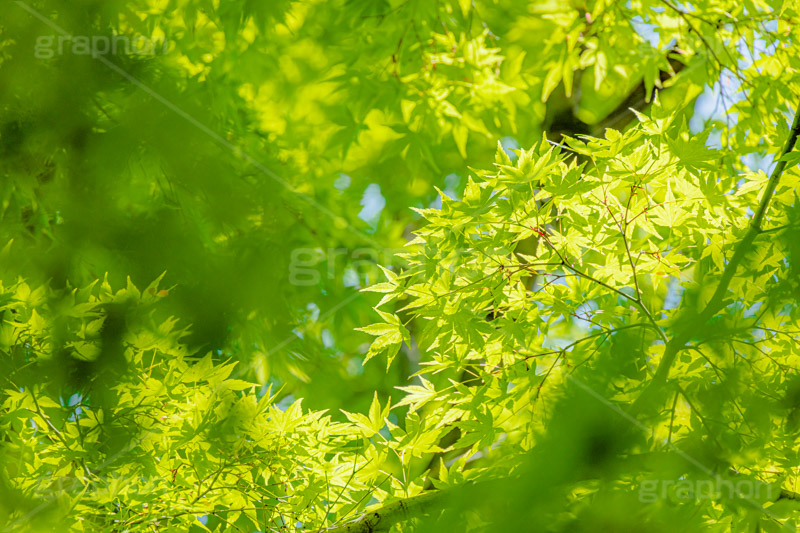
top-left (2, 0), bottom-right (800, 531)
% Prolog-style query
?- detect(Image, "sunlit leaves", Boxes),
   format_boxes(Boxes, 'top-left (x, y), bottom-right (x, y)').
top-left (356, 310), bottom-right (410, 369)
top-left (2, 0), bottom-right (800, 531)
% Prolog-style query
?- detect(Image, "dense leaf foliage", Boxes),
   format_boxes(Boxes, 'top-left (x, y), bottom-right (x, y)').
top-left (2, 0), bottom-right (800, 531)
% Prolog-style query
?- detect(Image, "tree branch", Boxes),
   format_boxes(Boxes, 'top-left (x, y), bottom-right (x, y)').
top-left (316, 491), bottom-right (443, 533)
top-left (634, 102), bottom-right (800, 412)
